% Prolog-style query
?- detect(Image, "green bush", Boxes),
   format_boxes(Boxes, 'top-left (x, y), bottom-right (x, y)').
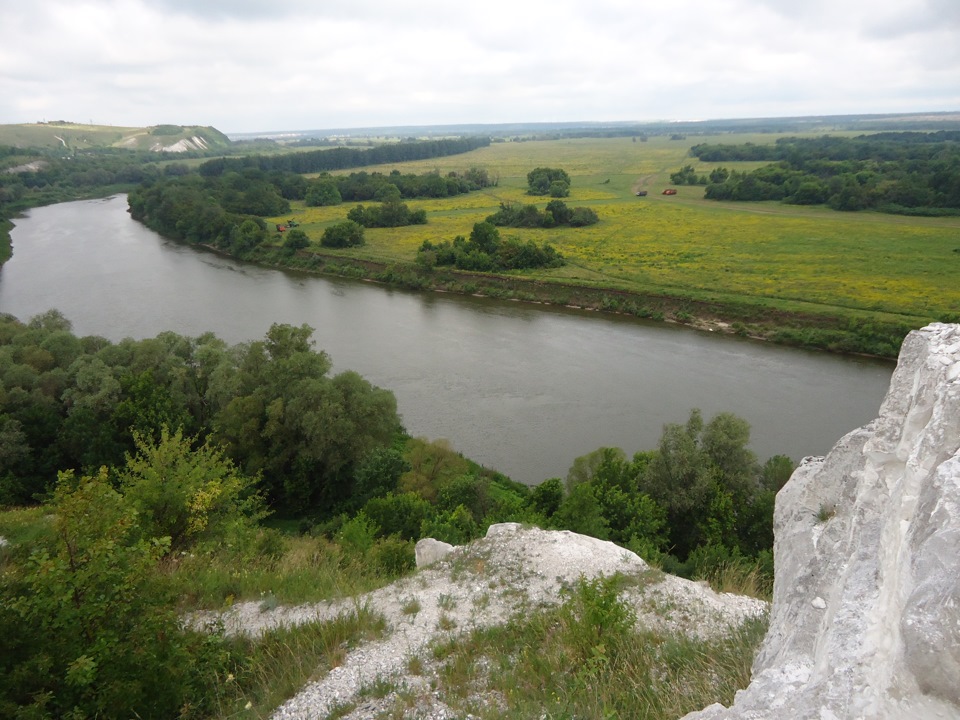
top-left (3, 469), bottom-right (237, 719)
top-left (120, 427), bottom-right (267, 555)
top-left (370, 535), bottom-right (416, 576)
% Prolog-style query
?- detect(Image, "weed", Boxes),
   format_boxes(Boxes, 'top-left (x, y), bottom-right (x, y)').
top-left (438, 613), bottom-right (457, 631)
top-left (258, 592), bottom-right (279, 613)
top-left (472, 592), bottom-right (491, 611)
top-left (401, 596), bottom-right (422, 616)
top-left (217, 607), bottom-right (386, 718)
top-left (360, 677), bottom-right (397, 700)
top-left (406, 655), bottom-right (424, 676)
top-left (438, 593), bottom-right (458, 611)
top-left (417, 573), bottom-right (769, 720)
top-left (816, 503), bottom-right (837, 523)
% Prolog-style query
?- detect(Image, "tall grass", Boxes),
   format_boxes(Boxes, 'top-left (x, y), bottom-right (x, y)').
top-left (201, 607), bottom-right (387, 719)
top-left (162, 533), bottom-right (412, 609)
top-left (406, 575), bottom-right (768, 720)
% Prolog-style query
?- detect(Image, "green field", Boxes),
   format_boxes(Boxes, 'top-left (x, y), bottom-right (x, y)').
top-left (269, 134), bottom-right (960, 328)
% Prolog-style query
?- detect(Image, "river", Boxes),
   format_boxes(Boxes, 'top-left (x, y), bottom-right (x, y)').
top-left (0, 195), bottom-right (894, 485)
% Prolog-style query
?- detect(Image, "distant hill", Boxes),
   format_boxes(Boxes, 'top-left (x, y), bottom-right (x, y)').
top-left (0, 122), bottom-right (232, 153)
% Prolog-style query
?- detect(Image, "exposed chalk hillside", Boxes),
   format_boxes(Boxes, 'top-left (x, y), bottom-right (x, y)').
top-left (196, 523), bottom-right (767, 719)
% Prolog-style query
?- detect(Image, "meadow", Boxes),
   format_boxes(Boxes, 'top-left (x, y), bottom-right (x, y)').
top-left (272, 133), bottom-right (960, 330)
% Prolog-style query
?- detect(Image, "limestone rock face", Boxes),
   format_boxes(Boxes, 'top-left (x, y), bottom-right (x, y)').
top-left (684, 323), bottom-right (960, 720)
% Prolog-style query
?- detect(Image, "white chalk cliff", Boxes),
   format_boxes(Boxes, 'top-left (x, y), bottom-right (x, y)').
top-left (684, 323), bottom-right (960, 720)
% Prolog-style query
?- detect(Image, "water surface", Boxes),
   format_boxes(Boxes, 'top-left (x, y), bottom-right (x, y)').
top-left (0, 196), bottom-right (894, 484)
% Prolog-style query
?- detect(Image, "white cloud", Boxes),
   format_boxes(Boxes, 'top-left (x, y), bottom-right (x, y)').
top-left (0, 0), bottom-right (956, 131)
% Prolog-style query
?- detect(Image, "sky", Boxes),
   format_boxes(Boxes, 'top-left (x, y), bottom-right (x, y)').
top-left (1, 0), bottom-right (958, 134)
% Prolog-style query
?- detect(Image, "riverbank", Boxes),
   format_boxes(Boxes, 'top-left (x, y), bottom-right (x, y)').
top-left (0, 218), bottom-right (11, 265)
top-left (247, 245), bottom-right (912, 359)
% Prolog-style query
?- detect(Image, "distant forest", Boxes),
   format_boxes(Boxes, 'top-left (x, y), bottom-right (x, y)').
top-left (690, 132), bottom-right (960, 215)
top-left (199, 136), bottom-right (490, 176)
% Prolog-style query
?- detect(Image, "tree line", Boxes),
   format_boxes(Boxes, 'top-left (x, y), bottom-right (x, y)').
top-left (307, 167), bottom-right (495, 206)
top-left (690, 132), bottom-right (960, 214)
top-left (198, 136), bottom-right (491, 176)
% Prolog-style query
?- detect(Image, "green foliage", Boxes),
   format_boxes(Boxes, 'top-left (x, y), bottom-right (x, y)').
top-left (418, 220), bottom-right (565, 272)
top-left (120, 427), bottom-right (267, 554)
top-left (527, 167), bottom-right (571, 196)
top-left (420, 504), bottom-right (480, 545)
top-left (529, 477), bottom-right (564, 518)
top-left (670, 165), bottom-right (708, 185)
top-left (553, 482), bottom-right (610, 540)
top-left (546, 409), bottom-right (785, 574)
top-left (352, 445), bottom-right (410, 506)
top-left (304, 178), bottom-right (342, 207)
top-left (697, 132), bottom-right (960, 213)
top-left (486, 200), bottom-right (598, 229)
top-left (198, 136), bottom-right (491, 177)
top-left (3, 469), bottom-right (237, 719)
top-left (422, 572), bottom-right (767, 720)
top-left (283, 227), bottom-right (310, 252)
top-left (346, 200), bottom-right (427, 228)
top-left (336, 511), bottom-right (380, 556)
top-left (559, 574), bottom-right (635, 662)
top-left (761, 454), bottom-right (795, 491)
top-left (362, 492), bottom-right (433, 541)
top-left (321, 219), bottom-right (365, 248)
top-left (0, 315), bottom-right (401, 514)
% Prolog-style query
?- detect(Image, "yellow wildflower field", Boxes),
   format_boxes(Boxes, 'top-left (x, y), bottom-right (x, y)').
top-left (277, 135), bottom-right (960, 321)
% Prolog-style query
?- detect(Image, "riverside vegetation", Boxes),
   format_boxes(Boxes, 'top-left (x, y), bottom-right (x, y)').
top-left (126, 132), bottom-right (960, 358)
top-left (1, 310), bottom-right (787, 718)
top-left (5, 122), bottom-right (960, 356)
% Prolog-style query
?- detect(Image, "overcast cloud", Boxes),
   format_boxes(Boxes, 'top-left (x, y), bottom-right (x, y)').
top-left (1, 0), bottom-right (957, 133)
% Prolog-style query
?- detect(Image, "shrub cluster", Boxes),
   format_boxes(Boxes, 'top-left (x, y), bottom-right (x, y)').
top-left (527, 167), bottom-right (571, 197)
top-left (346, 201), bottom-right (427, 228)
top-left (417, 221), bottom-right (565, 272)
top-left (486, 200), bottom-right (599, 228)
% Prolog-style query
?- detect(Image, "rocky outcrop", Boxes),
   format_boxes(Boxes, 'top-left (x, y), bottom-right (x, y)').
top-left (414, 537), bottom-right (454, 567)
top-left (684, 323), bottom-right (960, 720)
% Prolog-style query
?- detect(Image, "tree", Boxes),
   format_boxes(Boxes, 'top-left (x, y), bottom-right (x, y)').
top-left (283, 227), bottom-right (309, 252)
top-left (527, 167), bottom-right (571, 196)
top-left (321, 220), bottom-right (365, 248)
top-left (545, 199), bottom-right (573, 225)
top-left (352, 445), bottom-right (410, 506)
top-left (568, 206), bottom-right (599, 226)
top-left (530, 477), bottom-right (564, 518)
top-left (553, 482), bottom-right (609, 540)
top-left (305, 179), bottom-right (342, 207)
top-left (469, 221), bottom-right (500, 254)
top-left (373, 183), bottom-right (402, 203)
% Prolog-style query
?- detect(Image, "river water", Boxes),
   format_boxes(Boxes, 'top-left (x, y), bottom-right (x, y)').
top-left (0, 195), bottom-right (894, 485)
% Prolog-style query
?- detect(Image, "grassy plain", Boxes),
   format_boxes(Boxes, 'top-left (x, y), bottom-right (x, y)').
top-left (273, 134), bottom-right (960, 329)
